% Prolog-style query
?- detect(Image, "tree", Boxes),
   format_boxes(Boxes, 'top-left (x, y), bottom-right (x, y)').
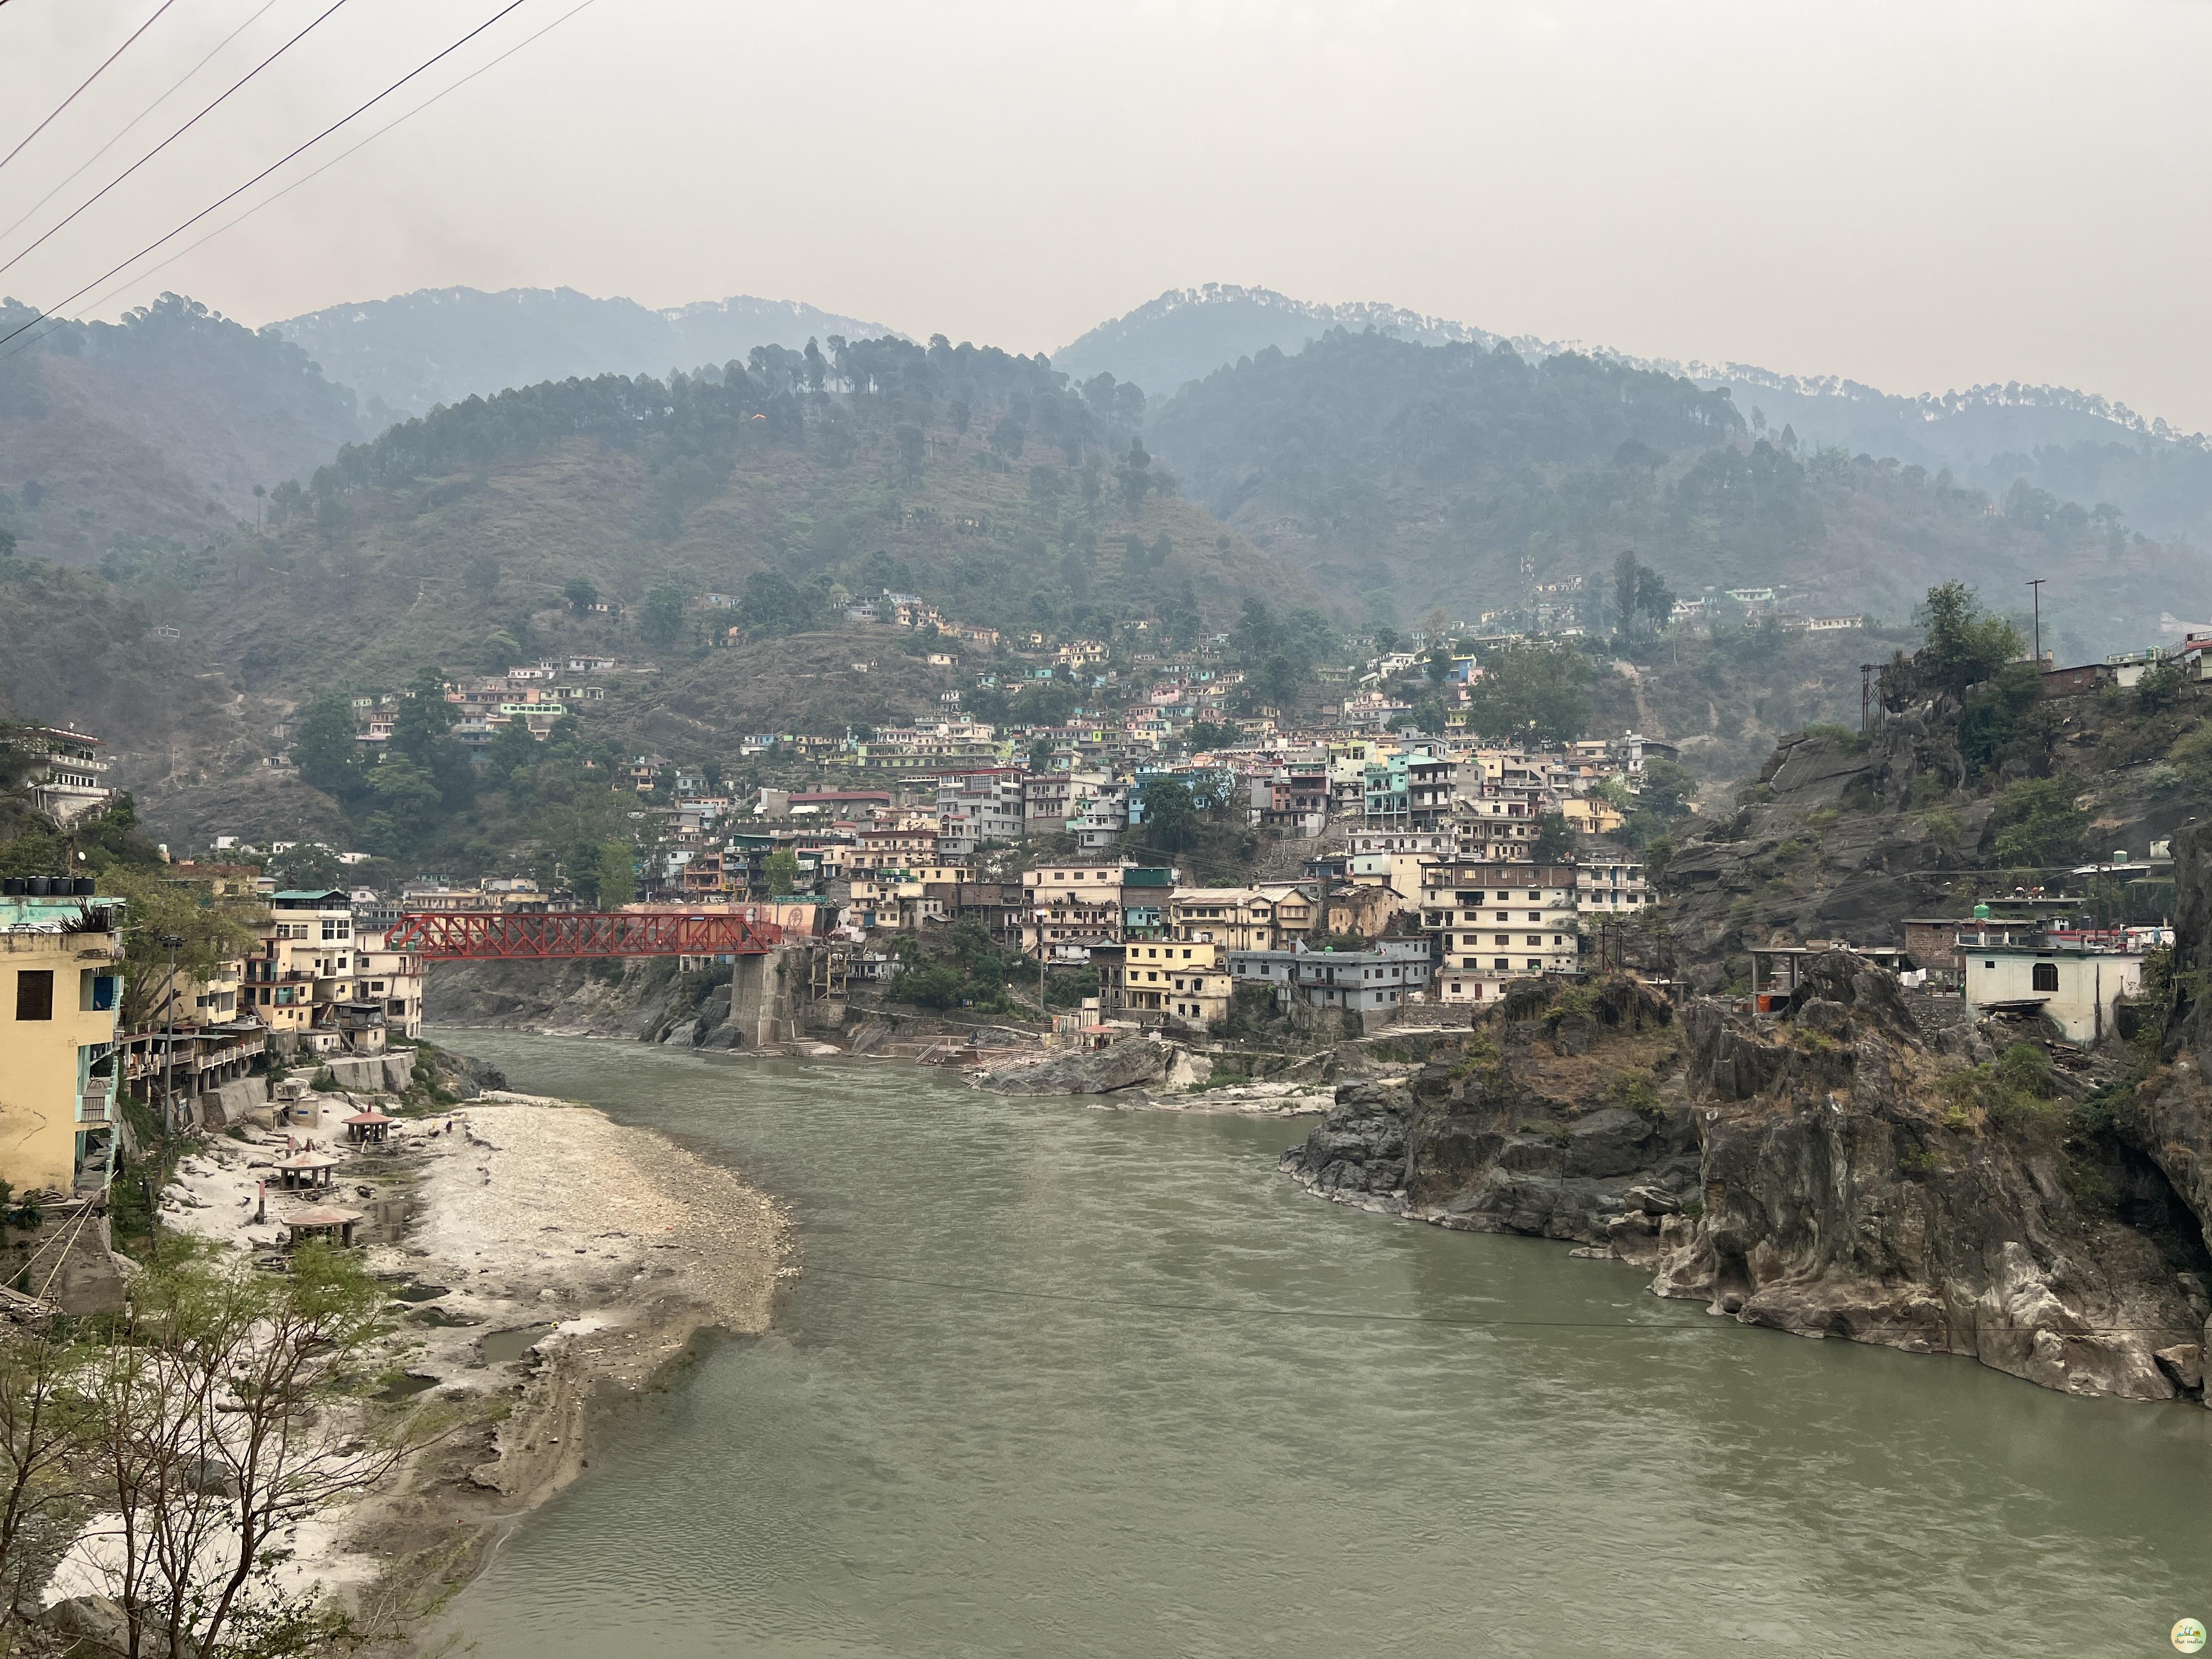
top-left (1462, 644), bottom-right (1592, 742)
top-left (1989, 776), bottom-right (2086, 868)
top-left (1137, 776), bottom-right (1200, 851)
top-left (989, 416), bottom-right (1025, 460)
top-left (2136, 658), bottom-right (2185, 714)
top-left (596, 840), bottom-right (636, 907)
top-left (77, 1245), bottom-right (433, 1659)
top-left (950, 399), bottom-right (970, 435)
top-left (392, 670), bottom-right (455, 766)
top-left (290, 696), bottom-right (357, 794)
top-left (465, 554), bottom-right (500, 606)
top-left (264, 843), bottom-right (345, 892)
top-left (92, 869), bottom-right (263, 1042)
top-left (564, 577), bottom-right (599, 613)
top-left (736, 571), bottom-right (821, 638)
top-left (0, 528), bottom-right (14, 558)
top-left (640, 581), bottom-right (687, 647)
top-left (895, 423), bottom-right (926, 478)
top-left (1531, 811), bottom-right (1575, 861)
top-left (763, 848), bottom-right (801, 894)
top-left (1917, 582), bottom-right (2024, 694)
top-left (1635, 567), bottom-right (1675, 633)
top-left (1116, 438), bottom-right (1152, 509)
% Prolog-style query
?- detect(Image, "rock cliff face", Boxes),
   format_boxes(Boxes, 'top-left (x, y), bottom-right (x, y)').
top-left (423, 952), bottom-right (803, 1049)
top-left (1282, 966), bottom-right (2212, 1404)
top-left (1662, 718), bottom-right (1980, 991)
top-left (1651, 953), bottom-right (2205, 1401)
top-left (1283, 978), bottom-right (1702, 1244)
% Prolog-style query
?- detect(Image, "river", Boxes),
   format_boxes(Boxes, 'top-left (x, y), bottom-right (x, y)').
top-left (432, 1031), bottom-right (2210, 1657)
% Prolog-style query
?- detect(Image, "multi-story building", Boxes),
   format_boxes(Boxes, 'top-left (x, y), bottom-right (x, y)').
top-left (1169, 888), bottom-right (1279, 952)
top-left (1418, 861), bottom-right (1579, 1003)
top-left (0, 882), bottom-right (124, 1196)
top-left (1022, 862), bottom-right (1130, 960)
top-left (1093, 938), bottom-right (1231, 1026)
top-left (938, 769), bottom-right (1027, 858)
top-left (1227, 940), bottom-right (1434, 1028)
top-left (1576, 859), bottom-right (1649, 918)
top-left (9, 726), bottom-right (115, 825)
top-left (353, 928), bottom-right (425, 1040)
top-left (241, 889), bottom-right (371, 1057)
top-left (1071, 781), bottom-right (1131, 854)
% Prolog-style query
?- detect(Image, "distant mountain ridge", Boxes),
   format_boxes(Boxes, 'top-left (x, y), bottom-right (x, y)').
top-left (1051, 284), bottom-right (1513, 394)
top-left (275, 285), bottom-right (902, 420)
top-left (1062, 282), bottom-right (2212, 551)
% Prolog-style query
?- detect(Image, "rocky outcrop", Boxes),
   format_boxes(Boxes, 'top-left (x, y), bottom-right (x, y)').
top-left (1283, 977), bottom-right (1701, 1242)
top-left (1662, 719), bottom-right (1988, 990)
top-left (1281, 957), bottom-right (2212, 1404)
top-left (975, 1038), bottom-right (1192, 1096)
top-left (1647, 951), bottom-right (2207, 1401)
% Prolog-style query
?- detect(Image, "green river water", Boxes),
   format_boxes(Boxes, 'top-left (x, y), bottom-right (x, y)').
top-left (432, 1031), bottom-right (2210, 1657)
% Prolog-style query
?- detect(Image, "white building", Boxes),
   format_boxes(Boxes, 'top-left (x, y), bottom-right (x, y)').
top-left (1963, 945), bottom-right (2143, 1043)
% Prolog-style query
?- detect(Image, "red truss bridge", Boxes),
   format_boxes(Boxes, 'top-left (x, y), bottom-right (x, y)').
top-left (384, 910), bottom-right (783, 960)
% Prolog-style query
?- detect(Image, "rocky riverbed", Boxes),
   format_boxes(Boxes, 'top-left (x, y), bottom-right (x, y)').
top-left (108, 1087), bottom-right (790, 1650)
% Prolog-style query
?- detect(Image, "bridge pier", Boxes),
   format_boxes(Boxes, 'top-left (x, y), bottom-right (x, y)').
top-left (727, 947), bottom-right (805, 1047)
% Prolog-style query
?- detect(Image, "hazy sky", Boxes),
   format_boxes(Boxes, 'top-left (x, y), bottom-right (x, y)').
top-left (2, 0), bottom-right (2208, 424)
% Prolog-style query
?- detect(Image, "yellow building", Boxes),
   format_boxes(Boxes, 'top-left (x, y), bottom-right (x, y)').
top-left (242, 889), bottom-right (364, 1056)
top-left (0, 890), bottom-right (124, 1197)
top-left (1097, 938), bottom-right (1231, 1026)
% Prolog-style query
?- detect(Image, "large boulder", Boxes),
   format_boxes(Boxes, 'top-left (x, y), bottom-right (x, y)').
top-left (977, 1039), bottom-right (1174, 1095)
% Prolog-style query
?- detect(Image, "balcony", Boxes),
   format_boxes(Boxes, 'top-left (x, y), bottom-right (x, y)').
top-left (78, 1079), bottom-right (112, 1124)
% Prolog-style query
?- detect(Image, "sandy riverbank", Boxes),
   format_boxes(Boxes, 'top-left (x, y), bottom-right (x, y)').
top-left (146, 1088), bottom-right (790, 1649)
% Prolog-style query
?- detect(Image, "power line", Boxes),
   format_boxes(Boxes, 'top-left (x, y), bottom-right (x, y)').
top-left (0, 0), bottom-right (538, 356)
top-left (0, 0), bottom-right (350, 282)
top-left (35, 0), bottom-right (599, 328)
top-left (0, 0), bottom-right (180, 178)
top-left (0, 0), bottom-right (287, 253)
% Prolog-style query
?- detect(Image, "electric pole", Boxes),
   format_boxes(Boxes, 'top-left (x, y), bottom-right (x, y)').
top-left (2026, 578), bottom-right (2045, 663)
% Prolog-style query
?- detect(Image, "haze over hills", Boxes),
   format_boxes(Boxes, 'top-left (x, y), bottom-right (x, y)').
top-left (1068, 283), bottom-right (2212, 561)
top-left (273, 286), bottom-right (902, 421)
top-left (1143, 328), bottom-right (2203, 658)
top-left (1052, 284), bottom-right (1508, 396)
top-left (0, 293), bottom-right (371, 565)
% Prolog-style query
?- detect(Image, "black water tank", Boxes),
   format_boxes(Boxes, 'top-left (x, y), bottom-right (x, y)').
top-left (0, 878), bottom-right (22, 896)
top-left (25, 877), bottom-right (50, 896)
top-left (73, 878), bottom-right (95, 896)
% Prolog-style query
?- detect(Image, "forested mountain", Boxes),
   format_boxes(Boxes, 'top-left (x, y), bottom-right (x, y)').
top-left (0, 293), bottom-right (370, 564)
top-left (275, 286), bottom-right (900, 420)
top-left (1146, 329), bottom-right (2205, 656)
top-left (1052, 285), bottom-right (1506, 396)
top-left (1061, 284), bottom-right (2212, 559)
top-left (1690, 368), bottom-right (2212, 551)
top-left (0, 332), bottom-right (1302, 842)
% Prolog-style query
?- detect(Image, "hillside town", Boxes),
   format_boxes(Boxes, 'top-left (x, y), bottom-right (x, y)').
top-left (3, 591), bottom-right (2192, 1228)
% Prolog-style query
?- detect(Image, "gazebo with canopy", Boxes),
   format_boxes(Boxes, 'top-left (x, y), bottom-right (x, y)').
top-left (342, 1106), bottom-right (398, 1145)
top-left (281, 1205), bottom-right (362, 1248)
top-left (274, 1149), bottom-right (341, 1191)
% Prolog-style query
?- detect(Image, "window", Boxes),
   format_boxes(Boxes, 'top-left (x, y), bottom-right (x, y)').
top-left (15, 970), bottom-right (54, 1021)
top-left (1984, 960), bottom-right (1996, 969)
top-left (2032, 961), bottom-right (2059, 992)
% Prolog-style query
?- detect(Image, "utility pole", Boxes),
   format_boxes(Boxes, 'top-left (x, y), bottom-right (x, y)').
top-left (2026, 578), bottom-right (2045, 663)
top-left (1860, 664), bottom-right (1875, 732)
top-left (160, 933), bottom-right (183, 1136)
